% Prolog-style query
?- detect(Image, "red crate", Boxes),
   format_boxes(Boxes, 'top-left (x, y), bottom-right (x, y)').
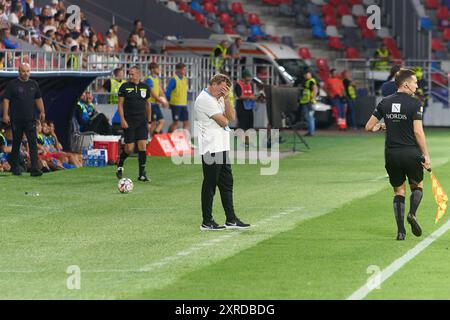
top-left (94, 139), bottom-right (120, 164)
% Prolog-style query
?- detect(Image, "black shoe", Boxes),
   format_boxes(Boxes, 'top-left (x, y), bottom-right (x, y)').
top-left (30, 169), bottom-right (43, 177)
top-left (116, 167), bottom-right (123, 179)
top-left (200, 220), bottom-right (226, 231)
top-left (407, 214), bottom-right (422, 237)
top-left (225, 217), bottom-right (250, 229)
top-left (138, 173), bottom-right (150, 182)
top-left (304, 133), bottom-right (314, 137)
top-left (11, 167), bottom-right (22, 176)
top-left (396, 232), bottom-right (406, 241)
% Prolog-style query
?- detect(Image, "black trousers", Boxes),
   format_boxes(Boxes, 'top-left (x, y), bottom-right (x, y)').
top-left (11, 120), bottom-right (38, 171)
top-left (85, 113), bottom-right (112, 135)
top-left (201, 151), bottom-right (236, 223)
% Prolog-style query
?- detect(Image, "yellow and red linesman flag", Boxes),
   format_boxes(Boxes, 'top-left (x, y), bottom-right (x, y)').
top-left (430, 171), bottom-right (448, 223)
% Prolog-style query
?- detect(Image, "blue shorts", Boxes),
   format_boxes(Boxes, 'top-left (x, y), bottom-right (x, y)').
top-left (151, 104), bottom-right (164, 121)
top-left (170, 105), bottom-right (189, 122)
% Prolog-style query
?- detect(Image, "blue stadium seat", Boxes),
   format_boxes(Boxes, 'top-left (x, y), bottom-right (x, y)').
top-left (312, 26), bottom-right (327, 39)
top-left (309, 14), bottom-right (323, 28)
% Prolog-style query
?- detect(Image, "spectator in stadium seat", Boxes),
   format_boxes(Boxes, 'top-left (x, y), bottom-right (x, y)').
top-left (145, 62), bottom-right (169, 135)
top-left (381, 65), bottom-right (401, 97)
top-left (166, 62), bottom-right (189, 132)
top-left (325, 69), bottom-right (346, 130)
top-left (136, 28), bottom-right (149, 52)
top-left (373, 43), bottom-right (391, 71)
top-left (124, 33), bottom-right (139, 58)
top-left (41, 30), bottom-right (60, 52)
top-left (2, 63), bottom-right (45, 176)
top-left (0, 5), bottom-right (9, 29)
top-left (342, 70), bottom-right (357, 129)
top-left (103, 67), bottom-right (126, 105)
top-left (132, 19), bottom-right (143, 35)
top-left (49, 0), bottom-right (59, 16)
top-left (8, 3), bottom-right (22, 25)
top-left (1, 27), bottom-right (18, 49)
top-left (76, 91), bottom-right (112, 135)
top-left (228, 37), bottom-right (242, 59)
top-left (107, 24), bottom-right (120, 51)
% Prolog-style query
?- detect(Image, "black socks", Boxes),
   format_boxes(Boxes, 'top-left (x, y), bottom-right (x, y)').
top-left (393, 195), bottom-right (406, 234)
top-left (138, 151), bottom-right (147, 176)
top-left (118, 150), bottom-right (129, 168)
top-left (409, 188), bottom-right (423, 217)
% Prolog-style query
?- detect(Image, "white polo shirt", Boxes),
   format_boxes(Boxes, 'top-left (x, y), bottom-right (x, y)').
top-left (194, 89), bottom-right (230, 155)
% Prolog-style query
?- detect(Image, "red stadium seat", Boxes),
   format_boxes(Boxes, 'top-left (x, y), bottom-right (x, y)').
top-left (329, 0), bottom-right (342, 6)
top-left (231, 2), bottom-right (245, 14)
top-left (432, 38), bottom-right (445, 51)
top-left (357, 16), bottom-right (368, 28)
top-left (443, 28), bottom-right (450, 41)
top-left (383, 37), bottom-right (398, 51)
top-left (431, 72), bottom-right (449, 86)
top-left (347, 0), bottom-right (361, 5)
top-left (203, 2), bottom-right (217, 13)
top-left (194, 13), bottom-right (208, 27)
top-left (361, 27), bottom-right (376, 39)
top-left (345, 47), bottom-right (360, 59)
top-left (329, 37), bottom-right (345, 50)
top-left (337, 4), bottom-right (351, 16)
top-left (178, 2), bottom-right (190, 13)
top-left (324, 14), bottom-right (338, 26)
top-left (437, 6), bottom-right (449, 20)
top-left (223, 25), bottom-right (236, 34)
top-left (390, 47), bottom-right (402, 60)
top-left (262, 0), bottom-right (280, 5)
top-left (425, 0), bottom-right (439, 9)
top-left (298, 47), bottom-right (312, 60)
top-left (316, 58), bottom-right (330, 71)
top-left (219, 12), bottom-right (234, 25)
top-left (322, 4), bottom-right (335, 16)
top-left (248, 13), bottom-right (261, 25)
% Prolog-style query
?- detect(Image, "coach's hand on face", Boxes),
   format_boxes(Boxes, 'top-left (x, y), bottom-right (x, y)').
top-left (220, 85), bottom-right (230, 99)
top-left (121, 119), bottom-right (129, 129)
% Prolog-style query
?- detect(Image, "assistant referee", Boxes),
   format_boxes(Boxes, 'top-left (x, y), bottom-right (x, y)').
top-left (116, 66), bottom-right (151, 182)
top-left (365, 68), bottom-right (431, 241)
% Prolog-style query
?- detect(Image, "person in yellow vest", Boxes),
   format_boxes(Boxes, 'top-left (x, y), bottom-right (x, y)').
top-left (210, 40), bottom-right (231, 73)
top-left (102, 68), bottom-right (126, 104)
top-left (66, 45), bottom-right (79, 70)
top-left (298, 70), bottom-right (318, 136)
top-left (373, 43), bottom-right (390, 71)
top-left (343, 70), bottom-right (357, 129)
top-left (166, 62), bottom-right (189, 133)
top-left (145, 62), bottom-right (169, 135)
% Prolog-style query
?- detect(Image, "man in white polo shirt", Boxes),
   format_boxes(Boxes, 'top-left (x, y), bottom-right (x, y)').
top-left (195, 74), bottom-right (251, 231)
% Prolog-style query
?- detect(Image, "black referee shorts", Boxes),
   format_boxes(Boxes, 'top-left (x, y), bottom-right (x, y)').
top-left (123, 117), bottom-right (148, 144)
top-left (385, 147), bottom-right (424, 187)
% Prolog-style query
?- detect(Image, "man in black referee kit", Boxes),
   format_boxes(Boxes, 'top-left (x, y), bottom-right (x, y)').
top-left (194, 74), bottom-right (250, 231)
top-left (2, 63), bottom-right (45, 177)
top-left (116, 66), bottom-right (151, 182)
top-left (365, 68), bottom-right (431, 241)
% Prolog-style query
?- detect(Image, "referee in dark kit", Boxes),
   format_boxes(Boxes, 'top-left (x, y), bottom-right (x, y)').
top-left (2, 63), bottom-right (45, 177)
top-left (116, 66), bottom-right (152, 182)
top-left (365, 68), bottom-right (431, 241)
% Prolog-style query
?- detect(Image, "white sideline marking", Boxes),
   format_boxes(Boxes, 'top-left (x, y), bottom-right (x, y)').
top-left (347, 218), bottom-right (450, 300)
top-left (370, 175), bottom-right (389, 182)
top-left (135, 207), bottom-right (303, 273)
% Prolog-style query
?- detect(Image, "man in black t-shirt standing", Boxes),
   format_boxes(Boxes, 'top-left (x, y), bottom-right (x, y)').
top-left (365, 69), bottom-right (431, 241)
top-left (2, 63), bottom-right (45, 177)
top-left (116, 66), bottom-right (151, 182)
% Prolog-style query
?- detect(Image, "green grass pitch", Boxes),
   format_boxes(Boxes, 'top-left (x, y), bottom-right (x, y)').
top-left (1, 129), bottom-right (450, 299)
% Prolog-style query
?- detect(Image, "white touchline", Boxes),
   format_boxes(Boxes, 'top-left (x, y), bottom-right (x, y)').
top-left (347, 218), bottom-right (450, 300)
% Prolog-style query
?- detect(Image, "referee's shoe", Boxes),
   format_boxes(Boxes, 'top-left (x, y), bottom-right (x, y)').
top-left (407, 214), bottom-right (422, 237)
top-left (200, 219), bottom-right (226, 231)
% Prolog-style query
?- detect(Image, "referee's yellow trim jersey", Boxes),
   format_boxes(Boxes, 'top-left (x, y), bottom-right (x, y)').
top-left (147, 75), bottom-right (160, 104)
top-left (170, 75), bottom-right (188, 106)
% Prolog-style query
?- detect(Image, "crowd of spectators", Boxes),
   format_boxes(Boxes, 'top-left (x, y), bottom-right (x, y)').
top-left (0, 0), bottom-right (157, 71)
